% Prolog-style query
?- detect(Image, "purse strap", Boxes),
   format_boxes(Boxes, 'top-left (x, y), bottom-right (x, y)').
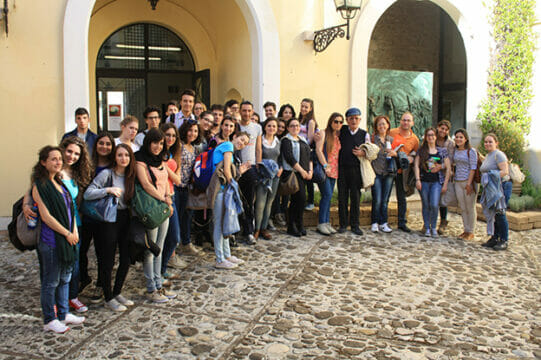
top-left (146, 163), bottom-right (158, 188)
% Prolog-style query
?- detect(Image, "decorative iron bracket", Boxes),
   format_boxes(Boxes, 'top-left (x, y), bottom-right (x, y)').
top-left (148, 0), bottom-right (159, 10)
top-left (0, 0), bottom-right (8, 37)
top-left (313, 23), bottom-right (347, 53)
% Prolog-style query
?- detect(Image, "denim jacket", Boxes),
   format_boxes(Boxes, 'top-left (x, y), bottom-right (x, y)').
top-left (223, 179), bottom-right (243, 236)
top-left (257, 159), bottom-right (279, 192)
top-left (480, 170), bottom-right (506, 211)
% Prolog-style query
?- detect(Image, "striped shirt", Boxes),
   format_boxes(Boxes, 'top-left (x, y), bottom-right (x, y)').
top-left (453, 148), bottom-right (477, 181)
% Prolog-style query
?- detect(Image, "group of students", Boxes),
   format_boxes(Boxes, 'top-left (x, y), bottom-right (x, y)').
top-left (23, 89), bottom-right (511, 334)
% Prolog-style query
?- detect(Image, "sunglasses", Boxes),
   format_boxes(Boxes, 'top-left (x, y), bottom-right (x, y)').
top-left (333, 120), bottom-right (344, 124)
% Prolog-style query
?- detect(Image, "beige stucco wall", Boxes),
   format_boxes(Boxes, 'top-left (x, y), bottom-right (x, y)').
top-left (0, 0), bottom-right (68, 216)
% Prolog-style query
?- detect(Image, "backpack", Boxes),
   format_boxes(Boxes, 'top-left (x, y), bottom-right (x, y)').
top-left (467, 148), bottom-right (482, 184)
top-left (7, 196), bottom-right (38, 252)
top-left (192, 148), bottom-right (215, 191)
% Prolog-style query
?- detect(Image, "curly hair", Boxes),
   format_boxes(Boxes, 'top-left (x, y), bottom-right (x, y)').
top-left (31, 146), bottom-right (63, 185)
top-left (59, 136), bottom-right (92, 190)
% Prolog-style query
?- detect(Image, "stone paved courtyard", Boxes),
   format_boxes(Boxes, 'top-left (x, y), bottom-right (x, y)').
top-left (0, 206), bottom-right (540, 359)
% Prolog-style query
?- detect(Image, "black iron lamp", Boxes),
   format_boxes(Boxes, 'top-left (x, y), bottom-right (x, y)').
top-left (0, 0), bottom-right (8, 36)
top-left (313, 0), bottom-right (362, 52)
top-left (148, 0), bottom-right (159, 10)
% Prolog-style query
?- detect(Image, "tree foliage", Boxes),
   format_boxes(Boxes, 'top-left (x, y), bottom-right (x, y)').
top-left (477, 0), bottom-right (536, 164)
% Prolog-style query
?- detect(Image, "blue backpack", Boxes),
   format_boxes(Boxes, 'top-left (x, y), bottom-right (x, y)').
top-left (193, 148), bottom-right (215, 191)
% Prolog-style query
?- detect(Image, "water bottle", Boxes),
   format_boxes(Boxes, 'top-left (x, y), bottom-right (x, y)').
top-left (27, 204), bottom-right (38, 229)
top-left (385, 141), bottom-right (392, 160)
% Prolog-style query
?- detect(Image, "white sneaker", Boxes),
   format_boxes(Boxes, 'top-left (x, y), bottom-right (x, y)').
top-left (62, 313), bottom-right (85, 325)
top-left (325, 223), bottom-right (337, 234)
top-left (215, 260), bottom-right (237, 269)
top-left (379, 223), bottom-right (392, 233)
top-left (115, 294), bottom-right (134, 307)
top-left (317, 223), bottom-right (331, 235)
top-left (146, 290), bottom-right (169, 303)
top-left (431, 229), bottom-right (439, 238)
top-left (424, 229), bottom-right (431, 237)
top-left (105, 298), bottom-right (127, 312)
top-left (44, 319), bottom-right (69, 333)
top-left (371, 223), bottom-right (379, 233)
top-left (168, 255), bottom-right (188, 269)
top-left (227, 256), bottom-right (245, 265)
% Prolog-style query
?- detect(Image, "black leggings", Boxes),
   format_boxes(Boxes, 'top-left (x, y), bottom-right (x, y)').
top-left (287, 173), bottom-right (306, 230)
top-left (94, 209), bottom-right (131, 302)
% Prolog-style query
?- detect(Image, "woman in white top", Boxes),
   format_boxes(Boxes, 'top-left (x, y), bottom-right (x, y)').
top-left (115, 115), bottom-right (140, 152)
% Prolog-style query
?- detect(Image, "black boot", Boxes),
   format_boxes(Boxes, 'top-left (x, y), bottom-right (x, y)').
top-left (481, 235), bottom-right (498, 248)
top-left (287, 223), bottom-right (301, 237)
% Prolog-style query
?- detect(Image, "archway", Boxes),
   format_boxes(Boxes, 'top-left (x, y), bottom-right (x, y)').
top-left (351, 0), bottom-right (490, 140)
top-left (63, 0), bottom-right (280, 131)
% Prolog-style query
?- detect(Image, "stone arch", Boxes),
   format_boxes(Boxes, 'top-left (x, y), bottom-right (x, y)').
top-left (350, 0), bottom-right (490, 138)
top-left (63, 0), bottom-right (280, 131)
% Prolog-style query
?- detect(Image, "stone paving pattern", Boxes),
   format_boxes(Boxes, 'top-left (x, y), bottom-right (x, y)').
top-left (0, 204), bottom-right (539, 359)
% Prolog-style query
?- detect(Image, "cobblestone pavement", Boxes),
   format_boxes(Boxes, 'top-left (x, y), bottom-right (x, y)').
top-left (0, 206), bottom-right (539, 359)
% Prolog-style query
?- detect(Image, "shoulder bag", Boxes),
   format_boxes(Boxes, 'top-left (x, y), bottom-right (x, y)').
top-left (81, 171), bottom-right (118, 223)
top-left (131, 164), bottom-right (171, 229)
top-left (278, 171), bottom-right (299, 195)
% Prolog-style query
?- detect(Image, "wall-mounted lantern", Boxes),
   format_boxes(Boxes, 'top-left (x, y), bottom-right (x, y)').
top-left (148, 0), bottom-right (159, 10)
top-left (313, 0), bottom-right (362, 52)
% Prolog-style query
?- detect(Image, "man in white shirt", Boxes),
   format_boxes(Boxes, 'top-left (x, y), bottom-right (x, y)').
top-left (237, 101), bottom-right (262, 245)
top-left (171, 89), bottom-right (196, 128)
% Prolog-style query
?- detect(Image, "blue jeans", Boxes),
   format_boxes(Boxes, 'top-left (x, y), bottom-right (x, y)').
top-left (502, 181), bottom-right (512, 206)
top-left (68, 234), bottom-right (81, 299)
top-left (371, 174), bottom-right (394, 225)
top-left (213, 190), bottom-right (231, 263)
top-left (161, 200), bottom-right (180, 275)
top-left (494, 212), bottom-right (509, 241)
top-left (255, 177), bottom-right (280, 231)
top-left (175, 186), bottom-right (193, 245)
top-left (143, 218), bottom-right (169, 292)
top-left (317, 177), bottom-right (336, 224)
top-left (420, 181), bottom-right (442, 230)
top-left (37, 240), bottom-right (72, 324)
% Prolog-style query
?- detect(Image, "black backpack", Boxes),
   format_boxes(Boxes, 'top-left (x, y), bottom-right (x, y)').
top-left (7, 197), bottom-right (36, 251)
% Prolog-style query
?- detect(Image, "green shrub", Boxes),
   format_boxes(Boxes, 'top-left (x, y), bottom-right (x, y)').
top-left (522, 195), bottom-right (535, 209)
top-left (477, 0), bottom-right (536, 165)
top-left (508, 196), bottom-right (524, 212)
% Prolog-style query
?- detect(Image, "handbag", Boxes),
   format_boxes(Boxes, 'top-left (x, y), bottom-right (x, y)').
top-left (440, 181), bottom-right (458, 207)
top-left (16, 211), bottom-right (40, 250)
top-left (509, 162), bottom-right (525, 183)
top-left (311, 149), bottom-right (327, 185)
top-left (278, 171), bottom-right (299, 195)
top-left (186, 187), bottom-right (208, 210)
top-left (130, 164), bottom-right (171, 229)
top-left (81, 171), bottom-right (118, 223)
top-left (468, 149), bottom-right (482, 184)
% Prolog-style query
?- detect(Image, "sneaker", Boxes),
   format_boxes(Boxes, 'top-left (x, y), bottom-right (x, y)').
top-left (398, 224), bottom-right (412, 233)
top-left (62, 313), bottom-right (85, 325)
top-left (275, 213), bottom-right (287, 226)
top-left (424, 229), bottom-right (431, 237)
top-left (163, 272), bottom-right (181, 280)
top-left (304, 203), bottom-right (315, 211)
top-left (158, 287), bottom-right (177, 299)
top-left (115, 294), bottom-right (134, 306)
top-left (162, 278), bottom-right (172, 288)
top-left (325, 223), bottom-right (337, 234)
top-left (431, 229), bottom-right (438, 238)
top-left (88, 286), bottom-right (104, 304)
top-left (146, 290), bottom-right (168, 303)
top-left (371, 223), bottom-right (379, 233)
top-left (379, 223), bottom-right (392, 233)
top-left (44, 319), bottom-right (69, 334)
top-left (168, 255), bottom-right (188, 269)
top-left (181, 243), bottom-right (202, 256)
top-left (493, 239), bottom-right (508, 251)
top-left (245, 234), bottom-right (256, 245)
top-left (227, 256), bottom-right (245, 265)
top-left (267, 219), bottom-right (276, 231)
top-left (215, 260), bottom-right (237, 269)
top-left (69, 298), bottom-right (88, 313)
top-left (481, 235), bottom-right (498, 248)
top-left (105, 298), bottom-right (127, 312)
top-left (317, 223), bottom-right (331, 236)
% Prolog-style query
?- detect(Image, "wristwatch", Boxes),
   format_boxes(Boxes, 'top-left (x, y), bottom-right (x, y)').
top-left (323, 164), bottom-right (328, 169)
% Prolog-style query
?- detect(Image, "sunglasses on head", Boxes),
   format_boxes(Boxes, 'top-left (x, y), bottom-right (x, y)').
top-left (187, 119), bottom-right (197, 125)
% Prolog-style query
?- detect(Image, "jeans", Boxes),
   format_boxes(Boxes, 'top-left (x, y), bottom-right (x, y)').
top-left (317, 177), bottom-right (336, 224)
top-left (37, 240), bottom-right (72, 324)
top-left (213, 190), bottom-right (231, 263)
top-left (68, 233), bottom-right (81, 299)
top-left (143, 218), bottom-right (169, 292)
top-left (175, 186), bottom-right (192, 245)
top-left (238, 166), bottom-right (258, 235)
top-left (338, 166), bottom-right (361, 228)
top-left (396, 173), bottom-right (407, 226)
top-left (371, 174), bottom-right (394, 225)
top-left (420, 181), bottom-right (442, 230)
top-left (502, 181), bottom-right (512, 206)
top-left (161, 201), bottom-right (180, 276)
top-left (95, 210), bottom-right (131, 302)
top-left (494, 212), bottom-right (509, 241)
top-left (255, 177), bottom-right (280, 231)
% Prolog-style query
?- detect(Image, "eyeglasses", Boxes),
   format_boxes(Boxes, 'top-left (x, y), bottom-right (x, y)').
top-left (333, 120), bottom-right (344, 124)
top-left (288, 124), bottom-right (300, 128)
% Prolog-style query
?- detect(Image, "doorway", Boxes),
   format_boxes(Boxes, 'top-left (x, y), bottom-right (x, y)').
top-left (95, 23), bottom-right (209, 133)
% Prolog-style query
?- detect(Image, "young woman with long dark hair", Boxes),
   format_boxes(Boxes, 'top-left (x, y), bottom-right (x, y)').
top-left (413, 128), bottom-right (451, 237)
top-left (298, 99), bottom-right (317, 211)
top-left (84, 144), bottom-right (136, 311)
top-left (32, 146), bottom-right (85, 333)
top-left (59, 137), bottom-right (92, 314)
top-left (315, 112), bottom-right (343, 235)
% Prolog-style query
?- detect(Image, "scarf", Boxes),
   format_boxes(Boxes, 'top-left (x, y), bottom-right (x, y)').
top-left (35, 179), bottom-right (77, 266)
top-left (135, 147), bottom-right (163, 167)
